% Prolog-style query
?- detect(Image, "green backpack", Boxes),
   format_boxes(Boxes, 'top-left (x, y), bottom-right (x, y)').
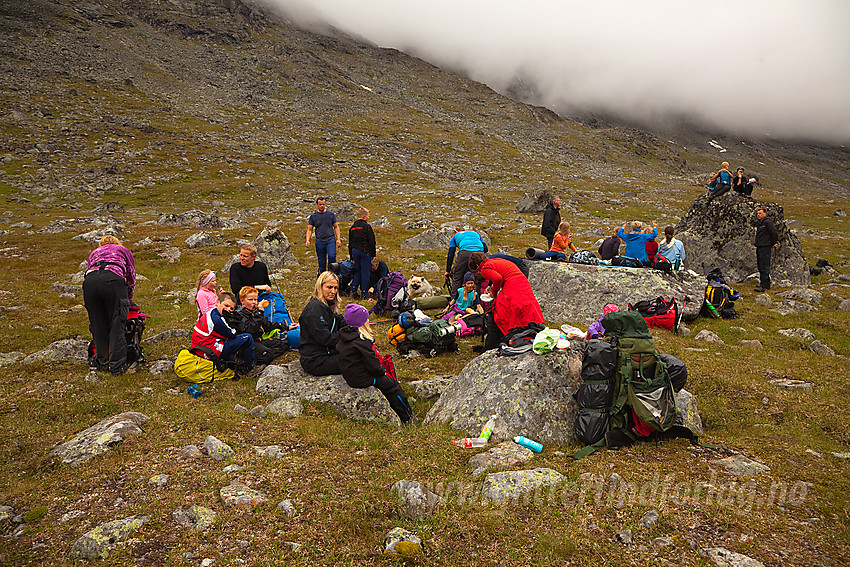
top-left (405, 319), bottom-right (456, 347)
top-left (572, 311), bottom-right (682, 460)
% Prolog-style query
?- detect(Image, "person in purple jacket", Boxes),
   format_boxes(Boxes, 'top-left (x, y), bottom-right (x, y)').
top-left (587, 303), bottom-right (619, 339)
top-left (83, 235), bottom-right (137, 374)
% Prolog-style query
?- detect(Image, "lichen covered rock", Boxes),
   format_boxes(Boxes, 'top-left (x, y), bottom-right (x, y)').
top-left (480, 468), bottom-right (565, 503)
top-left (50, 412), bottom-right (148, 467)
top-left (70, 515), bottom-right (149, 560)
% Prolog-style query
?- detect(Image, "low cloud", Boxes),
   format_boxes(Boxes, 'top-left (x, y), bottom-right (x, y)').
top-left (264, 0), bottom-right (850, 143)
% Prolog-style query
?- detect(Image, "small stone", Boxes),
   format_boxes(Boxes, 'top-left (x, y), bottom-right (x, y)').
top-left (204, 436), bottom-right (235, 461)
top-left (778, 328), bottom-right (815, 340)
top-left (769, 378), bottom-right (814, 392)
top-left (652, 536), bottom-right (673, 548)
top-left (277, 499), bottom-right (297, 517)
top-left (468, 440), bottom-right (534, 477)
top-left (85, 371), bottom-right (99, 382)
top-left (201, 558), bottom-right (214, 567)
top-left (752, 294), bottom-right (772, 306)
top-left (383, 527), bottom-right (423, 558)
top-left (613, 529), bottom-right (632, 545)
top-left (640, 509), bottom-right (659, 528)
top-left (234, 404), bottom-right (248, 414)
top-left (173, 505), bottom-right (217, 531)
top-left (694, 330), bottom-right (723, 343)
top-left (832, 452), bottom-right (850, 459)
top-left (712, 455), bottom-right (770, 476)
top-left (761, 397), bottom-right (769, 405)
top-left (676, 325), bottom-right (691, 337)
top-left (700, 546), bottom-right (765, 567)
top-left (254, 445), bottom-right (285, 459)
top-left (837, 298), bottom-right (850, 312)
top-left (391, 480), bottom-right (443, 520)
top-left (141, 387), bottom-right (153, 394)
top-left (265, 396), bottom-right (303, 417)
top-left (283, 541), bottom-right (302, 552)
top-left (248, 405), bottom-right (267, 417)
top-left (179, 444), bottom-right (204, 460)
top-left (149, 360), bottom-right (173, 374)
top-left (739, 340), bottom-right (763, 349)
top-left (219, 481), bottom-right (268, 508)
top-left (805, 449), bottom-right (822, 457)
top-left (0, 506), bottom-right (14, 523)
top-left (148, 474), bottom-right (169, 487)
top-left (809, 340), bottom-right (835, 356)
top-left (222, 464), bottom-right (245, 473)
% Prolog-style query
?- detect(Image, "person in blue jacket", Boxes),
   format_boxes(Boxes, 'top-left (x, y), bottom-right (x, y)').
top-left (617, 220), bottom-right (657, 263)
top-left (444, 229), bottom-right (488, 301)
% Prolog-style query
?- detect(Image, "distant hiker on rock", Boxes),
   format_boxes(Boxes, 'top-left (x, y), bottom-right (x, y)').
top-left (445, 228), bottom-right (488, 301)
top-left (732, 167), bottom-right (756, 197)
top-left (306, 197), bottom-right (341, 276)
top-left (337, 303), bottom-right (414, 424)
top-left (540, 221), bottom-right (577, 261)
top-left (468, 251), bottom-right (545, 351)
top-left (617, 221), bottom-right (657, 263)
top-left (299, 271), bottom-right (345, 376)
top-left (83, 235), bottom-right (136, 375)
top-left (541, 195), bottom-right (562, 249)
top-left (597, 228), bottom-right (621, 261)
top-left (753, 207), bottom-right (779, 292)
top-left (348, 207), bottom-right (376, 300)
top-left (229, 244), bottom-right (271, 298)
top-left (706, 161), bottom-right (733, 203)
top-left (657, 226), bottom-right (685, 269)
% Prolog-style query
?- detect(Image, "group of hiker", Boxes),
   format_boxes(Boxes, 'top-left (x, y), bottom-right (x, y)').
top-left (82, 179), bottom-right (777, 410)
top-left (706, 161), bottom-right (758, 203)
top-left (541, 196), bottom-right (686, 268)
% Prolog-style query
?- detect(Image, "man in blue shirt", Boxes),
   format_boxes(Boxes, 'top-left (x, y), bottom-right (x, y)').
top-left (445, 229), bottom-right (488, 300)
top-left (305, 198), bottom-right (341, 276)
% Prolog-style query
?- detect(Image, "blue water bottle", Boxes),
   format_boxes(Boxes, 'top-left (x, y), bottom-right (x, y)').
top-left (513, 436), bottom-right (543, 452)
top-left (187, 384), bottom-right (201, 398)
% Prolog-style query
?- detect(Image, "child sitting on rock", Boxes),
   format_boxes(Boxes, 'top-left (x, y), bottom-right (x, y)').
top-left (336, 304), bottom-right (415, 424)
top-left (587, 303), bottom-right (619, 339)
top-left (540, 221), bottom-right (577, 261)
top-left (440, 272), bottom-right (484, 323)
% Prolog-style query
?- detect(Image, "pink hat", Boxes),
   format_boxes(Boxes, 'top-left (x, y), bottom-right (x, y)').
top-left (344, 303), bottom-right (370, 328)
top-left (603, 304), bottom-right (619, 315)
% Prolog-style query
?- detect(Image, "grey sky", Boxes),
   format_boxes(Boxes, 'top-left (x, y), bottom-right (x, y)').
top-left (267, 0), bottom-right (850, 142)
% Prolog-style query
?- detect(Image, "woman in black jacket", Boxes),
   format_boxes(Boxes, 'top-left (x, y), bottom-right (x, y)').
top-left (348, 207), bottom-right (377, 299)
top-left (298, 272), bottom-right (346, 375)
top-left (336, 303), bottom-right (413, 423)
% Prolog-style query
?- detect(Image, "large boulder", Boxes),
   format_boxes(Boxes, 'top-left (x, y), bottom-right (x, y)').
top-left (515, 190), bottom-right (553, 214)
top-left (675, 192), bottom-right (809, 285)
top-left (255, 362), bottom-right (401, 424)
top-left (528, 262), bottom-right (704, 326)
top-left (157, 210), bottom-right (221, 229)
top-left (424, 347), bottom-right (583, 444)
top-left (23, 337), bottom-right (90, 364)
top-left (222, 226), bottom-right (299, 274)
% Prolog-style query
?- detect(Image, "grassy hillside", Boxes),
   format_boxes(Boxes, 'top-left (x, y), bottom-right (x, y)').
top-left (0, 1), bottom-right (848, 565)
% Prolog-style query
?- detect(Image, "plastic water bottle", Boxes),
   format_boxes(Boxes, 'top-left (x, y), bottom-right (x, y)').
top-left (479, 415), bottom-right (497, 440)
top-left (513, 436), bottom-right (543, 452)
top-left (187, 384), bottom-right (201, 399)
top-left (674, 257), bottom-right (681, 270)
top-left (453, 437), bottom-right (488, 448)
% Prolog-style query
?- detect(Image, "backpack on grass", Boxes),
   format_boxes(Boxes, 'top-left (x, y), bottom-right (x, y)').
top-left (572, 311), bottom-right (699, 460)
top-left (174, 346), bottom-right (236, 383)
top-left (396, 319), bottom-right (459, 358)
top-left (701, 268), bottom-right (739, 319)
top-left (371, 272), bottom-right (409, 316)
top-left (629, 296), bottom-right (679, 331)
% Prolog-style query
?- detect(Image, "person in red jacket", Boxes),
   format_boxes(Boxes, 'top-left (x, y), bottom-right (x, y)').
top-left (191, 292), bottom-right (255, 373)
top-left (336, 303), bottom-right (414, 423)
top-left (468, 252), bottom-right (545, 350)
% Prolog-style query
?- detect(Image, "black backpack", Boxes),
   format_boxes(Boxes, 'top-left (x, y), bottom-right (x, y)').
top-left (572, 311), bottom-right (693, 459)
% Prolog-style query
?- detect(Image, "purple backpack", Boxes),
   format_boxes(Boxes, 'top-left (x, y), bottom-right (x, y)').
top-left (371, 272), bottom-right (407, 315)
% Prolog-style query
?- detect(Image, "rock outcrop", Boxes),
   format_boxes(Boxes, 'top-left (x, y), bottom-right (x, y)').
top-left (528, 262), bottom-right (704, 325)
top-left (50, 412), bottom-right (148, 466)
top-left (424, 347), bottom-right (583, 444)
top-left (676, 192), bottom-right (809, 285)
top-left (222, 226), bottom-right (299, 273)
top-left (256, 362), bottom-right (401, 424)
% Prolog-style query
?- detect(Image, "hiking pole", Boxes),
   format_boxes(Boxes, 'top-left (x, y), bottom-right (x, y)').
top-left (270, 274), bottom-right (282, 294)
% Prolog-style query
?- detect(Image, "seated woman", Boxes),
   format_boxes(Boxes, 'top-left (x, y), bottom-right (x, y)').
top-left (539, 221), bottom-right (577, 261)
top-left (468, 251), bottom-right (545, 351)
top-left (195, 269), bottom-right (221, 320)
top-left (232, 286), bottom-right (298, 366)
top-left (598, 228), bottom-right (621, 261)
top-left (439, 272), bottom-right (483, 323)
top-left (298, 271), bottom-right (346, 376)
top-left (337, 303), bottom-right (414, 424)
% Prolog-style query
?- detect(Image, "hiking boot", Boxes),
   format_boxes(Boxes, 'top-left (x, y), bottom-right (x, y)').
top-left (754, 287), bottom-right (765, 292)
top-left (247, 364), bottom-right (266, 378)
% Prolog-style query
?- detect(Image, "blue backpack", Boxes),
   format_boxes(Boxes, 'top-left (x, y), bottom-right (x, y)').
top-left (258, 291), bottom-right (300, 348)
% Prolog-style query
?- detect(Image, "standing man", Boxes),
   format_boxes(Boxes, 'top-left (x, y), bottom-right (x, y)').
top-left (445, 228), bottom-right (488, 301)
top-left (229, 244), bottom-right (271, 297)
top-left (306, 197), bottom-right (341, 276)
top-left (541, 195), bottom-right (561, 249)
top-left (753, 207), bottom-right (779, 292)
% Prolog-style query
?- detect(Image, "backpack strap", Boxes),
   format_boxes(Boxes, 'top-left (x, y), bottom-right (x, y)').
top-left (189, 345), bottom-right (237, 374)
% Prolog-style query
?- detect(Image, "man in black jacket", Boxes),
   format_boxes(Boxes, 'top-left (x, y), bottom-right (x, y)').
top-left (754, 208), bottom-right (779, 292)
top-left (541, 196), bottom-right (561, 249)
